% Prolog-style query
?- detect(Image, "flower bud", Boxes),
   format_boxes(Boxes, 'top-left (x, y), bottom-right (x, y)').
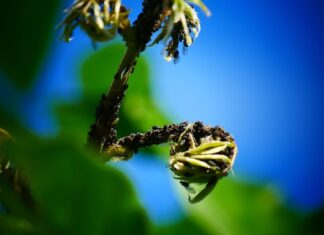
top-left (59, 0), bottom-right (130, 43)
top-left (150, 0), bottom-right (209, 62)
top-left (169, 123), bottom-right (237, 203)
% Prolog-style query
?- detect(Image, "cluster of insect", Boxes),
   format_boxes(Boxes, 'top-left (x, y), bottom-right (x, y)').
top-left (59, 0), bottom-right (236, 204)
top-left (169, 124), bottom-right (237, 203)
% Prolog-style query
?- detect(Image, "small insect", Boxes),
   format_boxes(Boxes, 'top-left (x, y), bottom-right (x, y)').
top-left (169, 124), bottom-right (237, 203)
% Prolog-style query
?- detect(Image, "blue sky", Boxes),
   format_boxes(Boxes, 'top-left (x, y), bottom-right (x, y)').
top-left (152, 0), bottom-right (324, 210)
top-left (1, 0), bottom-right (323, 224)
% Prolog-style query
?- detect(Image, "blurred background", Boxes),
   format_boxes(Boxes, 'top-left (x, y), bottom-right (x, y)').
top-left (0, 0), bottom-right (323, 234)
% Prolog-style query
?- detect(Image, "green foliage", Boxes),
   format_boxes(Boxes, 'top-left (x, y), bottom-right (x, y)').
top-left (0, 0), bottom-right (62, 88)
top-left (19, 137), bottom-right (150, 235)
top-left (154, 216), bottom-right (210, 235)
top-left (186, 178), bottom-right (301, 235)
top-left (1, 132), bottom-right (151, 235)
top-left (0, 44), bottom-right (171, 234)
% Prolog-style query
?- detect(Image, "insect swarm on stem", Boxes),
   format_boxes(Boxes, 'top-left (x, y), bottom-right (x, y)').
top-left (58, 0), bottom-right (237, 203)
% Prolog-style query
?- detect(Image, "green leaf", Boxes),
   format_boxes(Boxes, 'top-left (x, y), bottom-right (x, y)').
top-left (185, 178), bottom-right (302, 235)
top-left (154, 216), bottom-right (210, 235)
top-left (0, 214), bottom-right (33, 235)
top-left (0, 1), bottom-right (62, 88)
top-left (10, 134), bottom-right (151, 235)
top-left (297, 207), bottom-right (324, 235)
top-left (157, 179), bottom-right (324, 235)
top-left (0, 107), bottom-right (23, 135)
top-left (56, 44), bottom-right (170, 156)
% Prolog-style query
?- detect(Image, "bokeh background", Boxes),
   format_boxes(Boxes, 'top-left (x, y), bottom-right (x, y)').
top-left (0, 0), bottom-right (323, 234)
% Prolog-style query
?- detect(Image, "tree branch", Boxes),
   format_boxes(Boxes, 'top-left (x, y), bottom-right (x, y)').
top-left (87, 0), bottom-right (166, 150)
top-left (101, 121), bottom-right (235, 162)
top-left (87, 46), bottom-right (140, 149)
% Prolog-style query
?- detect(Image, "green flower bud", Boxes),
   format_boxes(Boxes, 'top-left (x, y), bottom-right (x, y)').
top-left (169, 123), bottom-right (237, 203)
top-left (150, 0), bottom-right (210, 62)
top-left (59, 0), bottom-right (130, 43)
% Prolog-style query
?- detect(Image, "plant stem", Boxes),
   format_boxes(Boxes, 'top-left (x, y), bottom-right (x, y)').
top-left (87, 45), bottom-right (140, 150)
top-left (115, 122), bottom-right (189, 152)
top-left (102, 121), bottom-right (234, 161)
top-left (87, 0), bottom-right (166, 151)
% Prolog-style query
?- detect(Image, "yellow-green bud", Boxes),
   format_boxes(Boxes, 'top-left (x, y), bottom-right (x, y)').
top-left (59, 0), bottom-right (130, 43)
top-left (169, 124), bottom-right (237, 203)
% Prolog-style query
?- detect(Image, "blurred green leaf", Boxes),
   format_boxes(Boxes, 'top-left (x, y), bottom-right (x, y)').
top-left (56, 44), bottom-right (170, 156)
top-left (154, 216), bottom-right (210, 235)
top-left (0, 1), bottom-right (62, 88)
top-left (0, 214), bottom-right (34, 235)
top-left (0, 176), bottom-right (33, 224)
top-left (185, 178), bottom-right (302, 235)
top-left (8, 134), bottom-right (151, 235)
top-left (0, 107), bottom-right (24, 135)
top-left (157, 181), bottom-right (324, 235)
top-left (297, 207), bottom-right (324, 235)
